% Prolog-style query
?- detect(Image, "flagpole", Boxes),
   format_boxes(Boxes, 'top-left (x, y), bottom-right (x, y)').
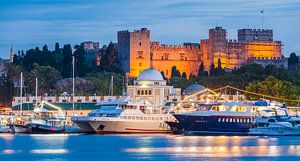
top-left (261, 10), bottom-right (264, 29)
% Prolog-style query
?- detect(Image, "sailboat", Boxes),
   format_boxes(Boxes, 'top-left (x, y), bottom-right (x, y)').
top-left (10, 72), bottom-right (31, 133)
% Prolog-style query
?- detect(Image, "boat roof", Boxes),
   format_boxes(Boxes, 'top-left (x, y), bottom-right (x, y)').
top-left (96, 101), bottom-right (128, 106)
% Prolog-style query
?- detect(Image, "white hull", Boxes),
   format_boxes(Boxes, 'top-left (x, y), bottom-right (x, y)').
top-left (71, 117), bottom-right (98, 133)
top-left (0, 126), bottom-right (11, 133)
top-left (249, 127), bottom-right (300, 136)
top-left (11, 125), bottom-right (30, 133)
top-left (89, 119), bottom-right (171, 133)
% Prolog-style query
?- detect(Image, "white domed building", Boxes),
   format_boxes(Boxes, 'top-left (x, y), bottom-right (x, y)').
top-left (127, 68), bottom-right (181, 107)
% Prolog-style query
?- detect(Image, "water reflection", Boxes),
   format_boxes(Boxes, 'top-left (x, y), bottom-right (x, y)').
top-left (124, 145), bottom-right (300, 157)
top-left (127, 135), bottom-right (300, 158)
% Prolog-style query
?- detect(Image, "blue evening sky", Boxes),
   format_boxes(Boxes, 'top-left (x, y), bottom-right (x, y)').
top-left (0, 0), bottom-right (299, 58)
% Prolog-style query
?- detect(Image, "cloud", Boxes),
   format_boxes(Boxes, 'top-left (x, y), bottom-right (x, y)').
top-left (0, 0), bottom-right (299, 58)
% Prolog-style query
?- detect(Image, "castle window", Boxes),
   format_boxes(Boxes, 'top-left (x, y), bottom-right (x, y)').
top-left (145, 90), bottom-right (148, 95)
top-left (138, 51), bottom-right (143, 58)
top-left (141, 90), bottom-right (144, 95)
top-left (161, 56), bottom-right (164, 60)
top-left (180, 53), bottom-right (185, 61)
top-left (139, 62), bottom-right (142, 67)
top-left (137, 90), bottom-right (140, 95)
top-left (185, 57), bottom-right (187, 61)
top-left (149, 90), bottom-right (152, 95)
top-left (139, 42), bottom-right (142, 46)
top-left (164, 53), bottom-right (169, 60)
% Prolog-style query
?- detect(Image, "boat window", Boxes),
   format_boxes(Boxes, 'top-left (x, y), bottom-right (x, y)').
top-left (218, 118), bottom-right (221, 122)
top-left (226, 118), bottom-right (228, 122)
top-left (222, 118), bottom-right (225, 122)
top-left (268, 119), bottom-right (276, 122)
top-left (237, 118), bottom-right (239, 123)
top-left (233, 118), bottom-right (236, 122)
top-left (229, 118), bottom-right (232, 122)
top-left (230, 106), bottom-right (247, 112)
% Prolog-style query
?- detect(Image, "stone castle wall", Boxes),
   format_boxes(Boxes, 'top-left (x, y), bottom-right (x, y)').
top-left (116, 27), bottom-right (284, 78)
top-left (151, 42), bottom-right (202, 78)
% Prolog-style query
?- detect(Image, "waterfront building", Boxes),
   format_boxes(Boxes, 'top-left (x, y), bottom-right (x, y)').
top-left (116, 27), bottom-right (284, 78)
top-left (127, 68), bottom-right (181, 106)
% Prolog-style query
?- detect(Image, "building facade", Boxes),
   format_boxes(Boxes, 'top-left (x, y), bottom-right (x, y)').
top-left (117, 27), bottom-right (284, 78)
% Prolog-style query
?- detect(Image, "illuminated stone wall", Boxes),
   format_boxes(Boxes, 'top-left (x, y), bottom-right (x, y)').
top-left (117, 27), bottom-right (283, 78)
top-left (117, 28), bottom-right (151, 78)
top-left (151, 42), bottom-right (202, 78)
top-left (243, 41), bottom-right (282, 59)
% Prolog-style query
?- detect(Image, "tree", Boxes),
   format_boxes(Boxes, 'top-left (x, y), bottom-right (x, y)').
top-left (161, 71), bottom-right (166, 80)
top-left (245, 76), bottom-right (299, 103)
top-left (61, 44), bottom-right (73, 78)
top-left (28, 63), bottom-right (62, 95)
top-left (171, 66), bottom-right (181, 77)
top-left (182, 72), bottom-right (187, 79)
top-left (288, 52), bottom-right (299, 69)
top-left (198, 62), bottom-right (208, 76)
top-left (100, 43), bottom-right (121, 73)
top-left (73, 45), bottom-right (87, 77)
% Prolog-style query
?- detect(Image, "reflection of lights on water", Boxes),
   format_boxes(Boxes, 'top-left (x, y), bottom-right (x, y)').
top-left (2, 149), bottom-right (15, 154)
top-left (175, 147), bottom-right (183, 152)
top-left (124, 145), bottom-right (300, 157)
top-left (30, 149), bottom-right (69, 154)
top-left (0, 134), bottom-right (14, 141)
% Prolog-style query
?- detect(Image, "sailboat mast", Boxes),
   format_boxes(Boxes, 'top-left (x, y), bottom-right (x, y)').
top-left (111, 76), bottom-right (113, 96)
top-left (35, 77), bottom-right (38, 108)
top-left (20, 72), bottom-right (23, 115)
top-left (72, 56), bottom-right (75, 114)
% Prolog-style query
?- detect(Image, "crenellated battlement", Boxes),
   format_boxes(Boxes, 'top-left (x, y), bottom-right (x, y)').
top-left (151, 42), bottom-right (200, 52)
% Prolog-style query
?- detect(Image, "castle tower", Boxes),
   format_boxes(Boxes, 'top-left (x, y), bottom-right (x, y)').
top-left (9, 45), bottom-right (14, 63)
top-left (117, 28), bottom-right (151, 77)
top-left (209, 27), bottom-right (227, 68)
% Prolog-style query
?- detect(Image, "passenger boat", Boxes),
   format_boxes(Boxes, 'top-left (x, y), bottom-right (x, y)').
top-left (173, 101), bottom-right (276, 135)
top-left (72, 100), bottom-right (176, 134)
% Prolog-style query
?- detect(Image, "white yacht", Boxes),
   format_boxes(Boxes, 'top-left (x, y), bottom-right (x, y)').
top-left (71, 68), bottom-right (181, 133)
top-left (250, 108), bottom-right (300, 136)
top-left (72, 101), bottom-right (176, 133)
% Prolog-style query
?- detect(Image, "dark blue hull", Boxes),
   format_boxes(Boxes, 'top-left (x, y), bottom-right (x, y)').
top-left (173, 114), bottom-right (254, 135)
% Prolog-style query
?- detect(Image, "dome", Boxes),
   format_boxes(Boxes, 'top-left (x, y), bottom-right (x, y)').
top-left (183, 83), bottom-right (205, 95)
top-left (137, 68), bottom-right (164, 81)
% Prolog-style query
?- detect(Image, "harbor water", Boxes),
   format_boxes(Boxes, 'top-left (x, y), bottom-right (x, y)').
top-left (1, 134), bottom-right (300, 161)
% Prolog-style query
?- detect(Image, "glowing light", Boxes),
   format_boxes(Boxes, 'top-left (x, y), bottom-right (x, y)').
top-left (2, 149), bottom-right (15, 154)
top-left (30, 149), bottom-right (69, 154)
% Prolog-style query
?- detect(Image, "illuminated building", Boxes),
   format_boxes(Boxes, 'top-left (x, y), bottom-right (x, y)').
top-left (116, 27), bottom-right (285, 78)
top-left (127, 68), bottom-right (181, 106)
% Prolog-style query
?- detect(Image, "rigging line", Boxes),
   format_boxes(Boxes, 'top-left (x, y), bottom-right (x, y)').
top-left (213, 85), bottom-right (300, 103)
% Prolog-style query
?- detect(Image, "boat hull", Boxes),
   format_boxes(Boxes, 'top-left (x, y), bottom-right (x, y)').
top-left (174, 114), bottom-right (253, 135)
top-left (71, 117), bottom-right (97, 133)
top-left (88, 119), bottom-right (172, 134)
top-left (249, 127), bottom-right (300, 136)
top-left (27, 123), bottom-right (65, 134)
top-left (10, 124), bottom-right (30, 133)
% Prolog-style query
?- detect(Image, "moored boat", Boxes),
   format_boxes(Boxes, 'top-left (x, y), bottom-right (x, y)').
top-left (173, 101), bottom-right (278, 135)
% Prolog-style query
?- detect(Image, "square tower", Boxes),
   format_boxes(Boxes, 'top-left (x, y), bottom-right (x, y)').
top-left (117, 28), bottom-right (151, 77)
top-left (209, 27), bottom-right (227, 68)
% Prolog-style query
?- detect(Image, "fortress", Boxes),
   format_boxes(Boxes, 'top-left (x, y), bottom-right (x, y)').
top-left (116, 27), bottom-right (285, 78)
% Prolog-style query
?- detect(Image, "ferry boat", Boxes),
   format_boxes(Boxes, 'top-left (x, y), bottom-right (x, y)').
top-left (173, 101), bottom-right (276, 135)
top-left (72, 100), bottom-right (176, 133)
